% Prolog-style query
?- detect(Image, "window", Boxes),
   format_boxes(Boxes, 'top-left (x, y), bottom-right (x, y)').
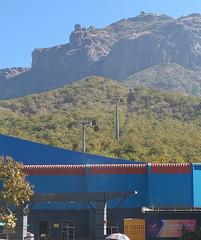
top-left (107, 225), bottom-right (119, 235)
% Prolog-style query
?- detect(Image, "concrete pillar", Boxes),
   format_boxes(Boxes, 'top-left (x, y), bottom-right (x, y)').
top-left (11, 206), bottom-right (27, 240)
top-left (95, 200), bottom-right (107, 240)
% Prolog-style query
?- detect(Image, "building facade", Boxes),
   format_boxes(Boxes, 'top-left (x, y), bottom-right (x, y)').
top-left (0, 134), bottom-right (201, 240)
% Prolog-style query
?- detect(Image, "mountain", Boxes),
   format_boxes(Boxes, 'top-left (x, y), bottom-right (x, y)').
top-left (0, 67), bottom-right (29, 81)
top-left (125, 63), bottom-right (201, 95)
top-left (1, 76), bottom-right (201, 163)
top-left (3, 12), bottom-right (201, 99)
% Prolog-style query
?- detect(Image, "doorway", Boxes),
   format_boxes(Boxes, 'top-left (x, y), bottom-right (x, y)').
top-left (61, 221), bottom-right (75, 240)
top-left (39, 221), bottom-right (50, 237)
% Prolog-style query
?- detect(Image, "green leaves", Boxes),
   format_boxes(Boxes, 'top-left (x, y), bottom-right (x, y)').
top-left (0, 157), bottom-right (33, 229)
top-left (1, 76), bottom-right (201, 163)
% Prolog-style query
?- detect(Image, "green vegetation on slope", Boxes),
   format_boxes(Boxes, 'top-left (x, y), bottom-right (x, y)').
top-left (125, 64), bottom-right (201, 96)
top-left (0, 76), bottom-right (201, 163)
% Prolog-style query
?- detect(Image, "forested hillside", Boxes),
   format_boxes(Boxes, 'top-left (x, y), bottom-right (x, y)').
top-left (125, 64), bottom-right (201, 96)
top-left (0, 76), bottom-right (201, 163)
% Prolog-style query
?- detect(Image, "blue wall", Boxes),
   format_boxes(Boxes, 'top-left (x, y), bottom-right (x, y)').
top-left (28, 173), bottom-right (148, 209)
top-left (86, 173), bottom-right (147, 208)
top-left (28, 175), bottom-right (86, 193)
top-left (193, 164), bottom-right (201, 207)
top-left (148, 172), bottom-right (193, 207)
top-left (2, 134), bottom-right (201, 209)
top-left (28, 175), bottom-right (87, 210)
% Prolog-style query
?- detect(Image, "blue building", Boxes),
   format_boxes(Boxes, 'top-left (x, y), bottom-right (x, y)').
top-left (0, 134), bottom-right (201, 240)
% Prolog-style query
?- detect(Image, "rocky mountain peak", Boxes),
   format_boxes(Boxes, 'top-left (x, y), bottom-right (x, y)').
top-left (179, 13), bottom-right (201, 20)
top-left (129, 12), bottom-right (172, 21)
top-left (2, 13), bottom-right (201, 99)
top-left (69, 24), bottom-right (89, 48)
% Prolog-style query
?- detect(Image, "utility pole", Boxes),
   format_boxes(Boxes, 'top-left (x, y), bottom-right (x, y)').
top-left (125, 84), bottom-right (130, 126)
top-left (115, 99), bottom-right (120, 141)
top-left (82, 123), bottom-right (86, 153)
top-left (75, 119), bottom-right (99, 153)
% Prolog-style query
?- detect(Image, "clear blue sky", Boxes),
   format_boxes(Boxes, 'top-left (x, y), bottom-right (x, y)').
top-left (1, 0), bottom-right (201, 68)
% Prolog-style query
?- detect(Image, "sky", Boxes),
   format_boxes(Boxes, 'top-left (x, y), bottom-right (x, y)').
top-left (1, 0), bottom-right (201, 69)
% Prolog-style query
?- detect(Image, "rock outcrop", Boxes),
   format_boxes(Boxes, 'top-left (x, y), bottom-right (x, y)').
top-left (31, 13), bottom-right (171, 79)
top-left (2, 13), bottom-right (201, 99)
top-left (0, 67), bottom-right (30, 82)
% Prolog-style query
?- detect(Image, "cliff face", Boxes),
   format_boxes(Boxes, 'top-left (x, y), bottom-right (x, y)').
top-left (96, 14), bottom-right (201, 79)
top-left (2, 13), bottom-right (201, 99)
top-left (31, 13), bottom-right (171, 81)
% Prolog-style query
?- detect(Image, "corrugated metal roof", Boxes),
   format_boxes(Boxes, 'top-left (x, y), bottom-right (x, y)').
top-left (88, 164), bottom-right (147, 174)
top-left (150, 163), bottom-right (191, 174)
top-left (0, 134), bottom-right (142, 165)
top-left (24, 163), bottom-right (193, 175)
top-left (24, 164), bottom-right (147, 175)
top-left (24, 164), bottom-right (85, 175)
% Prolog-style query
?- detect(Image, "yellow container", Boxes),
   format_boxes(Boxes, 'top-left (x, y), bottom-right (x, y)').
top-left (124, 218), bottom-right (145, 240)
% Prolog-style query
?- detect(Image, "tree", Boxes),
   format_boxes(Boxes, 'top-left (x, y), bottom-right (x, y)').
top-left (0, 156), bottom-right (33, 230)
